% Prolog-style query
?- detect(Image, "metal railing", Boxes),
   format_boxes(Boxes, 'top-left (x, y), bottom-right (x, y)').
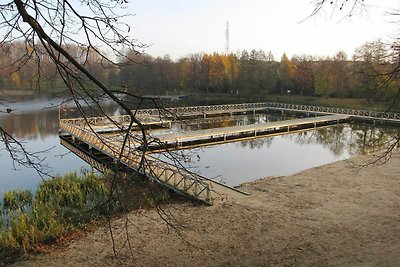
top-left (60, 137), bottom-right (110, 173)
top-left (61, 114), bottom-right (166, 126)
top-left (59, 121), bottom-right (212, 204)
top-left (135, 102), bottom-right (267, 117)
top-left (266, 103), bottom-right (400, 120)
top-left (61, 102), bottom-right (400, 127)
top-left (134, 102), bottom-right (400, 121)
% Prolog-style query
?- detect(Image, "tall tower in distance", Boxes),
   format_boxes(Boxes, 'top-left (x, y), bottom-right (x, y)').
top-left (225, 21), bottom-right (230, 54)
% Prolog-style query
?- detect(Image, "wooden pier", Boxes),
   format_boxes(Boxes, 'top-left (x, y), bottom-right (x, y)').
top-left (59, 119), bottom-right (249, 205)
top-left (59, 102), bottom-right (400, 204)
top-left (143, 114), bottom-right (350, 151)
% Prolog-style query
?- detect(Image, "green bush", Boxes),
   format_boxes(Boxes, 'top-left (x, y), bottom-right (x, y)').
top-left (0, 170), bottom-right (171, 264)
top-left (0, 171), bottom-right (113, 263)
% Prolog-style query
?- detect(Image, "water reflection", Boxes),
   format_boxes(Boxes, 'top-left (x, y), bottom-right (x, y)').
top-left (0, 109), bottom-right (59, 140)
top-left (289, 124), bottom-right (398, 156)
top-left (173, 113), bottom-right (295, 132)
top-left (0, 99), bottom-right (125, 196)
top-left (158, 123), bottom-right (399, 186)
top-left (0, 99), bottom-right (122, 140)
top-left (238, 137), bottom-right (273, 150)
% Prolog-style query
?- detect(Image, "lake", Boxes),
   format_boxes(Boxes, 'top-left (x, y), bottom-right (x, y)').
top-left (0, 99), bottom-right (398, 194)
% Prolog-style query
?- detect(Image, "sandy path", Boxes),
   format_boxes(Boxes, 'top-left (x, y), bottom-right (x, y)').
top-left (12, 150), bottom-right (400, 266)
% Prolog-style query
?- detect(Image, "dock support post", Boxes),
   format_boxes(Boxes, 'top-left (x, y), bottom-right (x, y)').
top-left (184, 177), bottom-right (188, 191)
top-left (206, 186), bottom-right (211, 203)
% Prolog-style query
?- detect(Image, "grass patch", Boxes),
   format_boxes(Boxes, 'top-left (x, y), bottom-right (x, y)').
top-left (0, 170), bottom-right (171, 265)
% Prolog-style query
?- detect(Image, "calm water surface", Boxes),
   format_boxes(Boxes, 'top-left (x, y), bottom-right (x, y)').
top-left (0, 100), bottom-right (397, 194)
top-left (0, 99), bottom-right (118, 195)
top-left (156, 119), bottom-right (397, 186)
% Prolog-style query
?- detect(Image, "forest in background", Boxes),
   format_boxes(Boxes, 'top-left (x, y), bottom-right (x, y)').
top-left (0, 39), bottom-right (398, 104)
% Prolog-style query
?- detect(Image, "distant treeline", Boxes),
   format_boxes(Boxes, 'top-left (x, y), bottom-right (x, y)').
top-left (0, 40), bottom-right (398, 102)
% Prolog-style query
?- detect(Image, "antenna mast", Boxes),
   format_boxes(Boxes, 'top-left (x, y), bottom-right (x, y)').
top-left (225, 21), bottom-right (230, 54)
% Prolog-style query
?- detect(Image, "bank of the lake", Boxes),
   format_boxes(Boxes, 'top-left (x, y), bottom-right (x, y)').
top-left (13, 149), bottom-right (400, 267)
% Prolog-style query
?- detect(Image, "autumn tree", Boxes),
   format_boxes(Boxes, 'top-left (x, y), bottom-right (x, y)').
top-left (119, 51), bottom-right (153, 95)
top-left (187, 53), bottom-right (202, 91)
top-left (313, 58), bottom-right (334, 97)
top-left (176, 57), bottom-right (191, 91)
top-left (221, 53), bottom-right (239, 93)
top-left (263, 51), bottom-right (278, 94)
top-left (292, 55), bottom-right (314, 96)
top-left (199, 53), bottom-right (212, 93)
top-left (278, 53), bottom-right (296, 94)
top-left (209, 53), bottom-right (226, 93)
top-left (331, 51), bottom-right (352, 98)
top-left (352, 40), bottom-right (393, 102)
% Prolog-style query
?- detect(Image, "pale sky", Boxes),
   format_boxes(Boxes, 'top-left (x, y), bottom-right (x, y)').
top-left (124, 0), bottom-right (399, 60)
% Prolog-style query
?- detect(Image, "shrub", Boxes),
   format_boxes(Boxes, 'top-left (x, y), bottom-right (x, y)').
top-left (0, 170), bottom-right (171, 264)
top-left (0, 171), bottom-right (113, 264)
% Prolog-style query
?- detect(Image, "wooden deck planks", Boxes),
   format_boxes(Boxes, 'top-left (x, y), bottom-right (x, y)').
top-left (146, 114), bottom-right (350, 148)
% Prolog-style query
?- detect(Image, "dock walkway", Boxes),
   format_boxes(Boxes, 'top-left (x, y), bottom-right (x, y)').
top-left (59, 102), bottom-right (400, 204)
top-left (59, 120), bottom-right (248, 205)
top-left (141, 114), bottom-right (350, 151)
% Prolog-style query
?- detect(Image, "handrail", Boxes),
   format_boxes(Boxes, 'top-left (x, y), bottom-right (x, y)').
top-left (60, 102), bottom-right (400, 125)
top-left (265, 102), bottom-right (400, 120)
top-left (59, 121), bottom-right (212, 204)
top-left (61, 113), bottom-right (165, 126)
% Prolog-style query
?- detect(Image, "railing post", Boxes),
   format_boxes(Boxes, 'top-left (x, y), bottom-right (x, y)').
top-left (184, 177), bottom-right (188, 191)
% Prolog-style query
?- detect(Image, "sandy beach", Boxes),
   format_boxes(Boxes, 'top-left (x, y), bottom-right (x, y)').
top-left (12, 149), bottom-right (400, 266)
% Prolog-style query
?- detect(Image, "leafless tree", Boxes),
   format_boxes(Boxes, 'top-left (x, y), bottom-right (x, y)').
top-left (306, 0), bottom-right (400, 165)
top-left (0, 0), bottom-right (141, 171)
top-left (305, 0), bottom-right (367, 21)
top-left (0, 0), bottom-right (193, 262)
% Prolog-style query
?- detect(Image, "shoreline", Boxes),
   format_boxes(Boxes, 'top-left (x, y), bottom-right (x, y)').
top-left (12, 150), bottom-right (400, 266)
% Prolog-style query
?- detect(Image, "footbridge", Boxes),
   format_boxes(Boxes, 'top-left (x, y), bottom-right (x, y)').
top-left (59, 102), bottom-right (400, 204)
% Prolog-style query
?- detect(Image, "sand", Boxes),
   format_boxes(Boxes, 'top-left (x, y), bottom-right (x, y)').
top-left (12, 150), bottom-right (400, 266)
